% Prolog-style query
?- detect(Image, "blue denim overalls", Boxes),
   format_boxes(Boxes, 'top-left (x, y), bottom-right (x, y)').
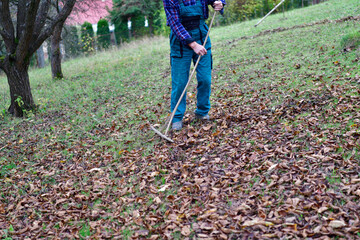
top-left (170, 0), bottom-right (212, 123)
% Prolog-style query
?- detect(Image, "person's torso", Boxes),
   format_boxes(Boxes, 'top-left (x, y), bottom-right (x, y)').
top-left (170, 0), bottom-right (211, 57)
top-left (179, 0), bottom-right (204, 18)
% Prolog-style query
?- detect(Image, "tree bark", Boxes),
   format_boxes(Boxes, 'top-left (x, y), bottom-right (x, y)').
top-left (36, 44), bottom-right (45, 68)
top-left (148, 15), bottom-right (154, 37)
top-left (51, 22), bottom-right (64, 79)
top-left (0, 0), bottom-right (76, 117)
top-left (4, 61), bottom-right (35, 117)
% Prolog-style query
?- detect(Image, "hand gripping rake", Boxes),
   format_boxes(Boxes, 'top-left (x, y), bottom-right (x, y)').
top-left (150, 11), bottom-right (217, 143)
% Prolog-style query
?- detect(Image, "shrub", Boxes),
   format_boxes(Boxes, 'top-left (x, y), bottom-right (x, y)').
top-left (97, 19), bottom-right (111, 49)
top-left (81, 22), bottom-right (95, 54)
top-left (114, 21), bottom-right (130, 44)
top-left (63, 25), bottom-right (81, 58)
top-left (341, 31), bottom-right (360, 51)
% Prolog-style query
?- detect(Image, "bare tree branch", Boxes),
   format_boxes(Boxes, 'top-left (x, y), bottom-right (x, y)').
top-left (17, 0), bottom-right (28, 41)
top-left (17, 0), bottom-right (41, 63)
top-left (0, 36), bottom-right (6, 69)
top-left (0, 49), bottom-right (4, 69)
top-left (30, 0), bottom-right (76, 55)
top-left (32, 0), bottom-right (51, 38)
top-left (0, 0), bottom-right (16, 52)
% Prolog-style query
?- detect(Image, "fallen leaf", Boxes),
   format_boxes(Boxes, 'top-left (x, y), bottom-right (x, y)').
top-left (329, 220), bottom-right (346, 228)
top-left (136, 229), bottom-right (149, 236)
top-left (158, 184), bottom-right (170, 192)
top-left (202, 125), bottom-right (212, 131)
top-left (242, 219), bottom-right (274, 227)
top-left (181, 225), bottom-right (191, 236)
top-left (88, 168), bottom-right (102, 173)
top-left (154, 196), bottom-right (162, 204)
top-left (318, 206), bottom-right (328, 213)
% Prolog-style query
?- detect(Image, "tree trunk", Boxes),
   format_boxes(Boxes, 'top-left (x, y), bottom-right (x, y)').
top-left (51, 23), bottom-right (64, 79)
top-left (5, 63), bottom-right (35, 117)
top-left (36, 44), bottom-right (45, 68)
top-left (148, 15), bottom-right (154, 37)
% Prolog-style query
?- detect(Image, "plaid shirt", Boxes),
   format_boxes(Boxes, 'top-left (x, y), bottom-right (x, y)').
top-left (163, 0), bottom-right (226, 45)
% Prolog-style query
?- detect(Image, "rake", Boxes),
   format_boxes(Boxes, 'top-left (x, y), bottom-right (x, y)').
top-left (254, 0), bottom-right (286, 27)
top-left (150, 11), bottom-right (217, 143)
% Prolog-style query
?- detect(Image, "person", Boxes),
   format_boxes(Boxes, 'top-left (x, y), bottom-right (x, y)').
top-left (163, 0), bottom-right (226, 130)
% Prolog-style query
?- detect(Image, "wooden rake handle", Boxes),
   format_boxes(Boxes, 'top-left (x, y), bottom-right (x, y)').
top-left (165, 11), bottom-right (217, 135)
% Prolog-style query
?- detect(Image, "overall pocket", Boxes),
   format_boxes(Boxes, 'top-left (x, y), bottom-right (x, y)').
top-left (170, 32), bottom-right (183, 58)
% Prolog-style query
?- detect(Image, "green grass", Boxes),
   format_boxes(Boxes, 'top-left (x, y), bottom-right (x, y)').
top-left (341, 30), bottom-right (360, 50)
top-left (211, 0), bottom-right (360, 43)
top-left (79, 222), bottom-right (92, 239)
top-left (1, 0), bottom-right (360, 238)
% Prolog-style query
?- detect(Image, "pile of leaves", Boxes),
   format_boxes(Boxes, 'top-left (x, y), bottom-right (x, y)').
top-left (1, 15), bottom-right (360, 240)
top-left (1, 76), bottom-right (360, 239)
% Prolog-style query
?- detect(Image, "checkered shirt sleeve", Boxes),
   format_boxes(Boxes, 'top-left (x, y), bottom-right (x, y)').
top-left (163, 0), bottom-right (226, 46)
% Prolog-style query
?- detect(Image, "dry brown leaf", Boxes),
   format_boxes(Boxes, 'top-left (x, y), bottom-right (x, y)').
top-left (242, 219), bottom-right (274, 227)
top-left (181, 225), bottom-right (191, 236)
top-left (329, 220), bottom-right (346, 228)
top-left (203, 125), bottom-right (212, 131)
top-left (158, 184), bottom-right (170, 192)
top-left (318, 206), bottom-right (328, 213)
top-left (262, 233), bottom-right (278, 238)
top-left (88, 168), bottom-right (102, 173)
top-left (149, 235), bottom-right (159, 240)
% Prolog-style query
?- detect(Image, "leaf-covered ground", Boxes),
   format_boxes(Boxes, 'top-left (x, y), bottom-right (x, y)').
top-left (1, 1), bottom-right (360, 239)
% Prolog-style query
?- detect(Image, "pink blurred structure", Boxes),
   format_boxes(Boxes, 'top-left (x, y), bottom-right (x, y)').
top-left (66, 0), bottom-right (113, 26)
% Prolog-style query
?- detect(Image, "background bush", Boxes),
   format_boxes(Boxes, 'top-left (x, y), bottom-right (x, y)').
top-left (97, 19), bottom-right (111, 50)
top-left (81, 21), bottom-right (95, 54)
top-left (63, 25), bottom-right (81, 58)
